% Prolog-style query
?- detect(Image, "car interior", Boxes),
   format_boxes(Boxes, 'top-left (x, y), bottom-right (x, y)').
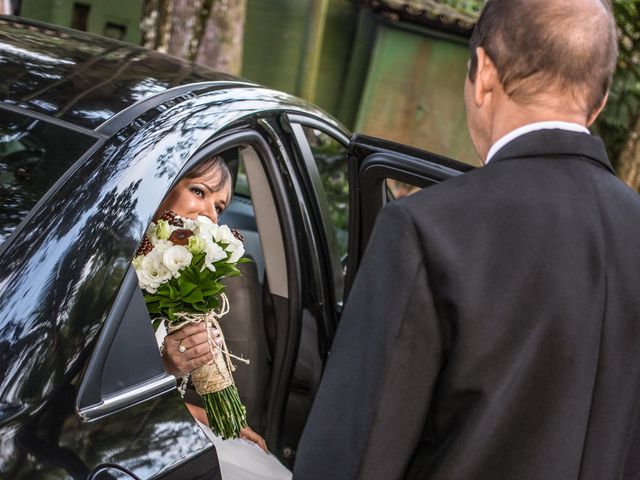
top-left (219, 145), bottom-right (285, 436)
top-left (141, 140), bottom-right (312, 464)
top-left (70, 116), bottom-right (354, 469)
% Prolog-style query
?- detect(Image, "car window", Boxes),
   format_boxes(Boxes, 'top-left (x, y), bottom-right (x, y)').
top-left (300, 126), bottom-right (349, 258)
top-left (234, 158), bottom-right (250, 197)
top-left (386, 179), bottom-right (422, 199)
top-left (0, 108), bottom-right (96, 245)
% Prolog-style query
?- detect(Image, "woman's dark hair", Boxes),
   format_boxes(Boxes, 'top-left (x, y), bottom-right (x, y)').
top-left (185, 155), bottom-right (232, 192)
top-left (468, 0), bottom-right (618, 117)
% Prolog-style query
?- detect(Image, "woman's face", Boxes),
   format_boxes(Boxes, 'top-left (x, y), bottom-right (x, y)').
top-left (157, 169), bottom-right (231, 224)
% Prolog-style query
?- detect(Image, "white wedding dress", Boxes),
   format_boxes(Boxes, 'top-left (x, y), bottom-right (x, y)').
top-left (155, 325), bottom-right (292, 479)
top-left (198, 421), bottom-right (292, 480)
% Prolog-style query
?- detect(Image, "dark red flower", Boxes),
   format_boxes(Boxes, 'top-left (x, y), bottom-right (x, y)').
top-left (169, 229), bottom-right (194, 245)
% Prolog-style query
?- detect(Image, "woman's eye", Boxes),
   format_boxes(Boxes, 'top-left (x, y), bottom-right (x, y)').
top-left (190, 187), bottom-right (205, 198)
top-left (215, 205), bottom-right (224, 214)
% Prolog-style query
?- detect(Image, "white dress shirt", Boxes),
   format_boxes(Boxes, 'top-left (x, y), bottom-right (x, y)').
top-left (485, 121), bottom-right (590, 164)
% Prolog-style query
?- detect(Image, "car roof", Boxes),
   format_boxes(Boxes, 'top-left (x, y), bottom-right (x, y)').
top-left (0, 16), bottom-right (256, 131)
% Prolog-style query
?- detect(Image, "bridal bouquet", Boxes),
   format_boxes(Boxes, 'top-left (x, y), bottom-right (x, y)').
top-left (132, 210), bottom-right (249, 439)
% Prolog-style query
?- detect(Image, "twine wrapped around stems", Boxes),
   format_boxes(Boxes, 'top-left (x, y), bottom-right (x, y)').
top-left (167, 293), bottom-right (250, 439)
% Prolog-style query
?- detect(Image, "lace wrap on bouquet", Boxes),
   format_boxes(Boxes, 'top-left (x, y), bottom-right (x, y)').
top-left (167, 293), bottom-right (250, 439)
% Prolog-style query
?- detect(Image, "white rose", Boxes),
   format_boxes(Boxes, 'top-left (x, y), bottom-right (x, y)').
top-left (136, 269), bottom-right (161, 293)
top-left (153, 239), bottom-right (172, 255)
top-left (203, 240), bottom-right (227, 271)
top-left (214, 224), bottom-right (235, 244)
top-left (226, 243), bottom-right (245, 263)
top-left (196, 215), bottom-right (219, 239)
top-left (224, 237), bottom-right (245, 263)
top-left (182, 217), bottom-right (197, 231)
top-left (162, 245), bottom-right (193, 273)
top-left (142, 250), bottom-right (167, 274)
top-left (138, 251), bottom-right (172, 291)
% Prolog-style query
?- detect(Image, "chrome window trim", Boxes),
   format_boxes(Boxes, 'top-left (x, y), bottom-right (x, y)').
top-left (78, 374), bottom-right (176, 422)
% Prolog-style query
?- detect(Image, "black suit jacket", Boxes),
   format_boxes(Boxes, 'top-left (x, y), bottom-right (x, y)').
top-left (294, 130), bottom-right (640, 479)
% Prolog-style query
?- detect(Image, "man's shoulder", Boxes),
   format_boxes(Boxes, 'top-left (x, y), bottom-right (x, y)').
top-left (391, 158), bottom-right (566, 229)
top-left (395, 164), bottom-right (497, 213)
top-left (393, 153), bottom-right (640, 230)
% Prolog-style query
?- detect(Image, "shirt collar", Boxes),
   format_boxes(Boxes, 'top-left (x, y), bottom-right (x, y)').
top-left (485, 121), bottom-right (590, 164)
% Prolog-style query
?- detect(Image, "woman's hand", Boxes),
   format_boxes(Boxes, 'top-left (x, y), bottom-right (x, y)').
top-left (240, 426), bottom-right (268, 453)
top-left (186, 402), bottom-right (209, 424)
top-left (186, 404), bottom-right (268, 453)
top-left (162, 323), bottom-right (222, 376)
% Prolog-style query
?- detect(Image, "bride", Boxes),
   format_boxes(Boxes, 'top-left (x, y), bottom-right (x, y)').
top-left (148, 154), bottom-right (291, 480)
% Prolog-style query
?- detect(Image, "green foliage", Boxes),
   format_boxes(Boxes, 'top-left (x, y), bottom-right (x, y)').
top-left (313, 139), bottom-right (349, 256)
top-left (437, 0), bottom-right (484, 15)
top-left (144, 252), bottom-right (241, 321)
top-left (593, 0), bottom-right (640, 165)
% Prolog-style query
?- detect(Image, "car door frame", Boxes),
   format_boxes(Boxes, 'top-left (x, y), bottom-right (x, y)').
top-left (345, 134), bottom-right (474, 299)
top-left (283, 113), bottom-right (350, 347)
top-left (69, 120), bottom-right (305, 472)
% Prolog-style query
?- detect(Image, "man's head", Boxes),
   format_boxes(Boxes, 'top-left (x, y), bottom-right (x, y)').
top-left (464, 0), bottom-right (618, 161)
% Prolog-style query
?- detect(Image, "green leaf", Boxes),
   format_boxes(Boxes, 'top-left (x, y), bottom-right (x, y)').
top-left (192, 301), bottom-right (208, 313)
top-left (168, 284), bottom-right (179, 299)
top-left (147, 303), bottom-right (160, 314)
top-left (179, 281), bottom-right (197, 297)
top-left (194, 252), bottom-right (206, 270)
top-left (181, 268), bottom-right (197, 284)
top-left (183, 288), bottom-right (204, 304)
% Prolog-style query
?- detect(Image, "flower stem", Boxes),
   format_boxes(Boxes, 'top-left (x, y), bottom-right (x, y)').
top-left (202, 385), bottom-right (248, 439)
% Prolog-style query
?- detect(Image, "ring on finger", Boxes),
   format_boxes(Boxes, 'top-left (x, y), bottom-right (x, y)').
top-left (178, 342), bottom-right (187, 353)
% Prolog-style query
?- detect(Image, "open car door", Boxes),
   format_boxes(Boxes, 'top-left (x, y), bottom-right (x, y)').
top-left (344, 134), bottom-right (474, 299)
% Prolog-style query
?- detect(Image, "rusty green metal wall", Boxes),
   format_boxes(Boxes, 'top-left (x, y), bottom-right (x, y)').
top-left (242, 0), bottom-right (308, 94)
top-left (242, 0), bottom-right (358, 122)
top-left (314, 0), bottom-right (359, 115)
top-left (244, 4), bottom-right (478, 165)
top-left (355, 23), bottom-right (479, 165)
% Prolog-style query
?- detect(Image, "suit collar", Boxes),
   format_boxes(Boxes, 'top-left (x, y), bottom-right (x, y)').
top-left (489, 129), bottom-right (614, 174)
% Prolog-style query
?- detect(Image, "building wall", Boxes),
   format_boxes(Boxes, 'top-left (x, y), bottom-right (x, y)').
top-left (241, 0), bottom-right (359, 121)
top-left (18, 1), bottom-right (477, 165)
top-left (20, 0), bottom-right (143, 44)
top-left (241, 0), bottom-right (308, 94)
top-left (243, 3), bottom-right (477, 164)
top-left (354, 23), bottom-right (478, 165)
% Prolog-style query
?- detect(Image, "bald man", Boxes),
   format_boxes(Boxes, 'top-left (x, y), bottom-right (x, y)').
top-left (295, 1), bottom-right (640, 479)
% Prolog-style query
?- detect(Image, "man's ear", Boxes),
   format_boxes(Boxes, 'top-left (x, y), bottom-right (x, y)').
top-left (586, 92), bottom-right (609, 127)
top-left (473, 47), bottom-right (499, 108)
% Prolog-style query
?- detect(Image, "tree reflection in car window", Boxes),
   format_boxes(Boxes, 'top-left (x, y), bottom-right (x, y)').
top-left (301, 126), bottom-right (348, 257)
top-left (0, 108), bottom-right (96, 245)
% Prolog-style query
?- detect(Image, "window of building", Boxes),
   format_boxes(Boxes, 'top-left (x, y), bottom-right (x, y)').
top-left (104, 22), bottom-right (126, 40)
top-left (71, 3), bottom-right (91, 31)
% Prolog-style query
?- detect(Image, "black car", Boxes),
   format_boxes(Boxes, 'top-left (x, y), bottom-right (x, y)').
top-left (0, 16), bottom-right (472, 479)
